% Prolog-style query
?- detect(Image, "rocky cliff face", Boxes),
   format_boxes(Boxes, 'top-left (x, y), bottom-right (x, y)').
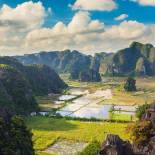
top-left (15, 50), bottom-right (113, 79)
top-left (79, 69), bottom-right (101, 82)
top-left (107, 42), bottom-right (155, 76)
top-left (15, 50), bottom-right (92, 73)
top-left (15, 42), bottom-right (155, 77)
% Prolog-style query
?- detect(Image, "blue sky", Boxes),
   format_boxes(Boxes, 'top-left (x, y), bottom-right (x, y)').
top-left (1, 0), bottom-right (155, 26)
top-left (0, 0), bottom-right (155, 55)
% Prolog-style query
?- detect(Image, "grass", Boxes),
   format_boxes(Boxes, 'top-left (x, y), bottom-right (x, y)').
top-left (37, 151), bottom-right (55, 155)
top-left (110, 113), bottom-right (133, 121)
top-left (103, 89), bottom-right (147, 105)
top-left (26, 116), bottom-right (129, 150)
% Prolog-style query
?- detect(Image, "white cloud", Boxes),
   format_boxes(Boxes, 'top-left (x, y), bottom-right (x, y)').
top-left (0, 1), bottom-right (49, 55)
top-left (105, 20), bottom-right (148, 39)
top-left (130, 0), bottom-right (155, 6)
top-left (25, 13), bottom-right (152, 55)
top-left (0, 1), bottom-right (47, 32)
top-left (0, 2), bottom-right (155, 56)
top-left (68, 11), bottom-right (104, 33)
top-left (114, 14), bottom-right (128, 21)
top-left (25, 11), bottom-right (105, 54)
top-left (71, 0), bottom-right (117, 11)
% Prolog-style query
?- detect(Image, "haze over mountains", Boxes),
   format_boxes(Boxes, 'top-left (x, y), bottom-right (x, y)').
top-left (15, 42), bottom-right (155, 77)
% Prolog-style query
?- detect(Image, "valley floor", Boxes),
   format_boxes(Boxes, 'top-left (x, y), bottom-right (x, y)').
top-left (30, 75), bottom-right (155, 155)
top-left (26, 116), bottom-right (129, 155)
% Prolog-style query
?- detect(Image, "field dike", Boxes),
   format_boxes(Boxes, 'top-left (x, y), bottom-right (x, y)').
top-left (42, 139), bottom-right (88, 155)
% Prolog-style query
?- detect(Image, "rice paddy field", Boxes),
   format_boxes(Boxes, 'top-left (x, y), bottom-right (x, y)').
top-left (26, 116), bottom-right (129, 154)
top-left (60, 74), bottom-right (155, 105)
top-left (31, 75), bottom-right (155, 154)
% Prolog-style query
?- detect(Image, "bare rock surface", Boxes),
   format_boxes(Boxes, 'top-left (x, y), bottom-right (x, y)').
top-left (100, 134), bottom-right (133, 155)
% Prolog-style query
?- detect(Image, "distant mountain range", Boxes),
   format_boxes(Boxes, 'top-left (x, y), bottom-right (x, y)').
top-left (15, 42), bottom-right (155, 77)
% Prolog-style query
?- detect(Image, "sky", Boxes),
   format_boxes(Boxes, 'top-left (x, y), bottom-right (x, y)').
top-left (0, 0), bottom-right (155, 55)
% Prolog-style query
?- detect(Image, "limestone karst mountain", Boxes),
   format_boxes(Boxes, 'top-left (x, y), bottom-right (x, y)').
top-left (15, 42), bottom-right (155, 77)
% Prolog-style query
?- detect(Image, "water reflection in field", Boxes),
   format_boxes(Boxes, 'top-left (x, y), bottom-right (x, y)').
top-left (57, 88), bottom-right (137, 120)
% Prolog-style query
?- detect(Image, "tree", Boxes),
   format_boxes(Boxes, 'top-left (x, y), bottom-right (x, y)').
top-left (0, 108), bottom-right (35, 155)
top-left (124, 77), bottom-right (136, 92)
top-left (136, 103), bottom-right (149, 120)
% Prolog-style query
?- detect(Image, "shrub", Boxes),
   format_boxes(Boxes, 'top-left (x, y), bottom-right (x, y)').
top-left (136, 103), bottom-right (149, 120)
top-left (124, 77), bottom-right (136, 92)
top-left (77, 141), bottom-right (101, 155)
top-left (0, 108), bottom-right (35, 155)
top-left (127, 120), bottom-right (152, 145)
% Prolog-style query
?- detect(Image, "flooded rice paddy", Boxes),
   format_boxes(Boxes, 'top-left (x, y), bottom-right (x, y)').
top-left (56, 88), bottom-right (137, 119)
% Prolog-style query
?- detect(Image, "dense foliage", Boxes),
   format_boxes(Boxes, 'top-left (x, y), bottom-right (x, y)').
top-left (0, 108), bottom-right (35, 155)
top-left (136, 103), bottom-right (149, 120)
top-left (128, 120), bottom-right (152, 145)
top-left (77, 141), bottom-right (101, 155)
top-left (0, 64), bottom-right (38, 115)
top-left (24, 65), bottom-right (68, 95)
top-left (124, 77), bottom-right (136, 92)
top-left (0, 57), bottom-right (67, 114)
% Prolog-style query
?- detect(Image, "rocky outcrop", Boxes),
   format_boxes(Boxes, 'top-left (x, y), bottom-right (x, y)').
top-left (100, 103), bottom-right (155, 155)
top-left (100, 134), bottom-right (133, 155)
top-left (79, 69), bottom-right (101, 82)
top-left (142, 103), bottom-right (155, 123)
top-left (107, 42), bottom-right (155, 76)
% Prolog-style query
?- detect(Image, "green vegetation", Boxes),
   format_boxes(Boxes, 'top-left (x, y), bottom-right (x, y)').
top-left (136, 103), bottom-right (149, 120)
top-left (0, 64), bottom-right (38, 115)
top-left (0, 109), bottom-right (34, 155)
top-left (0, 57), bottom-right (67, 114)
top-left (15, 42), bottom-right (155, 77)
top-left (61, 75), bottom-right (155, 106)
top-left (26, 116), bottom-right (129, 151)
top-left (109, 113), bottom-right (133, 122)
top-left (128, 120), bottom-right (152, 145)
top-left (77, 141), bottom-right (101, 155)
top-left (124, 77), bottom-right (136, 92)
top-left (37, 151), bottom-right (55, 155)
top-left (24, 65), bottom-right (68, 95)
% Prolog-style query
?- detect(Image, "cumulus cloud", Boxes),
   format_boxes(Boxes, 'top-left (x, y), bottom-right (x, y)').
top-left (130, 0), bottom-right (155, 6)
top-left (25, 13), bottom-right (152, 55)
top-left (0, 1), bottom-right (49, 55)
top-left (71, 0), bottom-right (117, 11)
top-left (0, 1), bottom-right (155, 56)
top-left (105, 20), bottom-right (148, 39)
top-left (0, 1), bottom-right (47, 31)
top-left (114, 14), bottom-right (128, 21)
top-left (25, 11), bottom-right (105, 53)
